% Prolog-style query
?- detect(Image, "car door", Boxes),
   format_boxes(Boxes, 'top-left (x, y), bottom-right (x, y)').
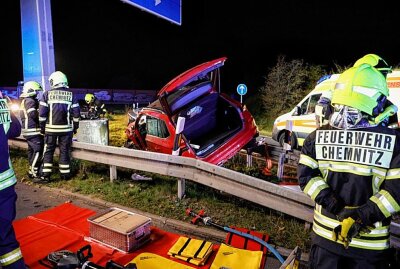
top-left (145, 115), bottom-right (173, 154)
top-left (291, 93), bottom-right (321, 146)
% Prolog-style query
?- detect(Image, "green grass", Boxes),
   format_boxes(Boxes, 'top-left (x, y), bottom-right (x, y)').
top-left (10, 114), bottom-right (311, 251)
top-left (254, 114), bottom-right (275, 137)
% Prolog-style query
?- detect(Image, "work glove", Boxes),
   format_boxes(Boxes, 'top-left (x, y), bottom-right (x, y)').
top-left (332, 207), bottom-right (371, 248)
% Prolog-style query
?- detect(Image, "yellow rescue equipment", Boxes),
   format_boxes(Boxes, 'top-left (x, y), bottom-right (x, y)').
top-left (128, 253), bottom-right (196, 269)
top-left (168, 236), bottom-right (214, 266)
top-left (210, 243), bottom-right (263, 269)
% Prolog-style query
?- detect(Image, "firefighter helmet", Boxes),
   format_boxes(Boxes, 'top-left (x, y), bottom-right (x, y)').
top-left (20, 81), bottom-right (43, 98)
top-left (85, 93), bottom-right (95, 104)
top-left (332, 64), bottom-right (389, 116)
top-left (353, 54), bottom-right (392, 77)
top-left (49, 71), bottom-right (69, 89)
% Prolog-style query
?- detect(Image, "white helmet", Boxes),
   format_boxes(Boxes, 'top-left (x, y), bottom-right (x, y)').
top-left (49, 71), bottom-right (69, 89)
top-left (20, 81), bottom-right (43, 98)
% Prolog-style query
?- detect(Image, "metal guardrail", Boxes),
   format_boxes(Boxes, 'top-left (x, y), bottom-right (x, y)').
top-left (9, 137), bottom-right (314, 223)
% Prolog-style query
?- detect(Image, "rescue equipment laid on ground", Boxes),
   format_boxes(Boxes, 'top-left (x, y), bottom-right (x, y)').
top-left (186, 209), bottom-right (285, 263)
top-left (186, 208), bottom-right (302, 269)
top-left (225, 226), bottom-right (269, 267)
top-left (168, 236), bottom-right (214, 266)
top-left (87, 207), bottom-right (152, 253)
top-left (128, 252), bottom-right (197, 269)
top-left (39, 245), bottom-right (137, 269)
top-left (210, 243), bottom-right (263, 269)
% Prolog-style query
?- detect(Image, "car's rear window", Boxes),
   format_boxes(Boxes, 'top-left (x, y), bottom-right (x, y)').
top-left (167, 81), bottom-right (212, 114)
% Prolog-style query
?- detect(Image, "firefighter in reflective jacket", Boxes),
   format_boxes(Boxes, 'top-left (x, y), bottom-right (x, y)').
top-left (19, 81), bottom-right (44, 180)
top-left (85, 93), bottom-right (107, 119)
top-left (0, 92), bottom-right (25, 268)
top-left (39, 71), bottom-right (80, 181)
top-left (315, 54), bottom-right (397, 130)
top-left (298, 64), bottom-right (400, 269)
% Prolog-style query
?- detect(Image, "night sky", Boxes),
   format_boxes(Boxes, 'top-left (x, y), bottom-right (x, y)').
top-left (1, 0), bottom-right (400, 95)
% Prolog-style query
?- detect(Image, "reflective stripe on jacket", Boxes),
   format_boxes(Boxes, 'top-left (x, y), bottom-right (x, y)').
top-left (20, 97), bottom-right (41, 137)
top-left (38, 87), bottom-right (80, 134)
top-left (0, 247), bottom-right (23, 266)
top-left (0, 99), bottom-right (20, 191)
top-left (298, 125), bottom-right (400, 257)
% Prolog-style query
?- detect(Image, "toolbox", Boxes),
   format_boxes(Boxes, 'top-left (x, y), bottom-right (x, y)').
top-left (88, 207), bottom-right (152, 253)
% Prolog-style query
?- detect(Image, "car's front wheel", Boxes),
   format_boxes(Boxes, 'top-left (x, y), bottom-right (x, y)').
top-left (278, 132), bottom-right (286, 148)
top-left (278, 131), bottom-right (298, 150)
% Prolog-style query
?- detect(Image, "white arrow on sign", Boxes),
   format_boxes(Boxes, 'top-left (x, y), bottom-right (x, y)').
top-left (155, 0), bottom-right (161, 6)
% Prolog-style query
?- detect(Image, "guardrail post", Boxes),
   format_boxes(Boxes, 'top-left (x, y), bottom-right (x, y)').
top-left (177, 179), bottom-right (186, 199)
top-left (277, 153), bottom-right (285, 179)
top-left (246, 152), bottom-right (253, 167)
top-left (173, 116), bottom-right (186, 199)
top-left (278, 120), bottom-right (293, 180)
top-left (110, 165), bottom-right (117, 182)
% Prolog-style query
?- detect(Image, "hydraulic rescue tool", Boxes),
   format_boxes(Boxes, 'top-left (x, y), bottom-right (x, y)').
top-left (39, 245), bottom-right (137, 269)
top-left (185, 209), bottom-right (301, 269)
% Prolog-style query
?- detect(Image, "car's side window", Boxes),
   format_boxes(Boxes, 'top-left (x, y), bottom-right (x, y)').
top-left (306, 94), bottom-right (322, 114)
top-left (299, 98), bottom-right (309, 115)
top-left (146, 116), bottom-right (170, 138)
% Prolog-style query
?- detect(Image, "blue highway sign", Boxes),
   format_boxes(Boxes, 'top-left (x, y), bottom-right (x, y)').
top-left (120, 0), bottom-right (182, 25)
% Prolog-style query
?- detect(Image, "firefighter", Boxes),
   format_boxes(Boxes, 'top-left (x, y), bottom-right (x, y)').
top-left (298, 63), bottom-right (400, 268)
top-left (354, 54), bottom-right (398, 129)
top-left (19, 81), bottom-right (44, 180)
top-left (84, 93), bottom-right (107, 119)
top-left (315, 54), bottom-right (395, 129)
top-left (39, 71), bottom-right (80, 181)
top-left (353, 53), bottom-right (392, 78)
top-left (0, 91), bottom-right (25, 268)
top-left (315, 89), bottom-right (334, 128)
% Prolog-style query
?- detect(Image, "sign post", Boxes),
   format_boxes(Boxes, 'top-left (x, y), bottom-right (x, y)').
top-left (20, 0), bottom-right (55, 90)
top-left (236, 83), bottom-right (248, 104)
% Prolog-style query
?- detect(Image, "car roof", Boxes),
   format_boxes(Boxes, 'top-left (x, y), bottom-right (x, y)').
top-left (146, 99), bottom-right (164, 111)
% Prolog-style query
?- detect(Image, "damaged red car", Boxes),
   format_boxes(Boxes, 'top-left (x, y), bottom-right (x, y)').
top-left (124, 57), bottom-right (259, 165)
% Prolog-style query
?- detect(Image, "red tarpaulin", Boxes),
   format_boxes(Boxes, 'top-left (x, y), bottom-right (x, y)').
top-left (14, 202), bottom-right (219, 269)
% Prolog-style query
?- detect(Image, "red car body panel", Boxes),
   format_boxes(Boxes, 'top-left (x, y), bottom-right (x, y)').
top-left (125, 57), bottom-right (258, 166)
top-left (158, 57), bottom-right (227, 98)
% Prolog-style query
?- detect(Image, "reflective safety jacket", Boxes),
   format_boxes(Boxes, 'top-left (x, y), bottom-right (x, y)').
top-left (298, 125), bottom-right (400, 260)
top-left (20, 97), bottom-right (41, 137)
top-left (89, 98), bottom-right (107, 118)
top-left (39, 87), bottom-right (80, 134)
top-left (0, 99), bottom-right (21, 191)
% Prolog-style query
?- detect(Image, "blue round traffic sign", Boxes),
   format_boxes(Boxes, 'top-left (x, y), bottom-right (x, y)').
top-left (236, 84), bottom-right (247, 96)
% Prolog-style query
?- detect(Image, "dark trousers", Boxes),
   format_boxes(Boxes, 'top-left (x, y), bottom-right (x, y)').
top-left (26, 135), bottom-right (44, 177)
top-left (0, 186), bottom-right (25, 269)
top-left (42, 133), bottom-right (73, 178)
top-left (309, 244), bottom-right (390, 269)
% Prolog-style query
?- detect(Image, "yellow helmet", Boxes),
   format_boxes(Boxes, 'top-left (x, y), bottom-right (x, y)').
top-left (20, 81), bottom-right (43, 98)
top-left (49, 71), bottom-right (68, 89)
top-left (85, 93), bottom-right (95, 104)
top-left (353, 54), bottom-right (392, 77)
top-left (331, 64), bottom-right (389, 116)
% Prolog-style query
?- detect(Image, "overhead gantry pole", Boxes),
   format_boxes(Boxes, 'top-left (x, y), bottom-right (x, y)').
top-left (20, 0), bottom-right (55, 91)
